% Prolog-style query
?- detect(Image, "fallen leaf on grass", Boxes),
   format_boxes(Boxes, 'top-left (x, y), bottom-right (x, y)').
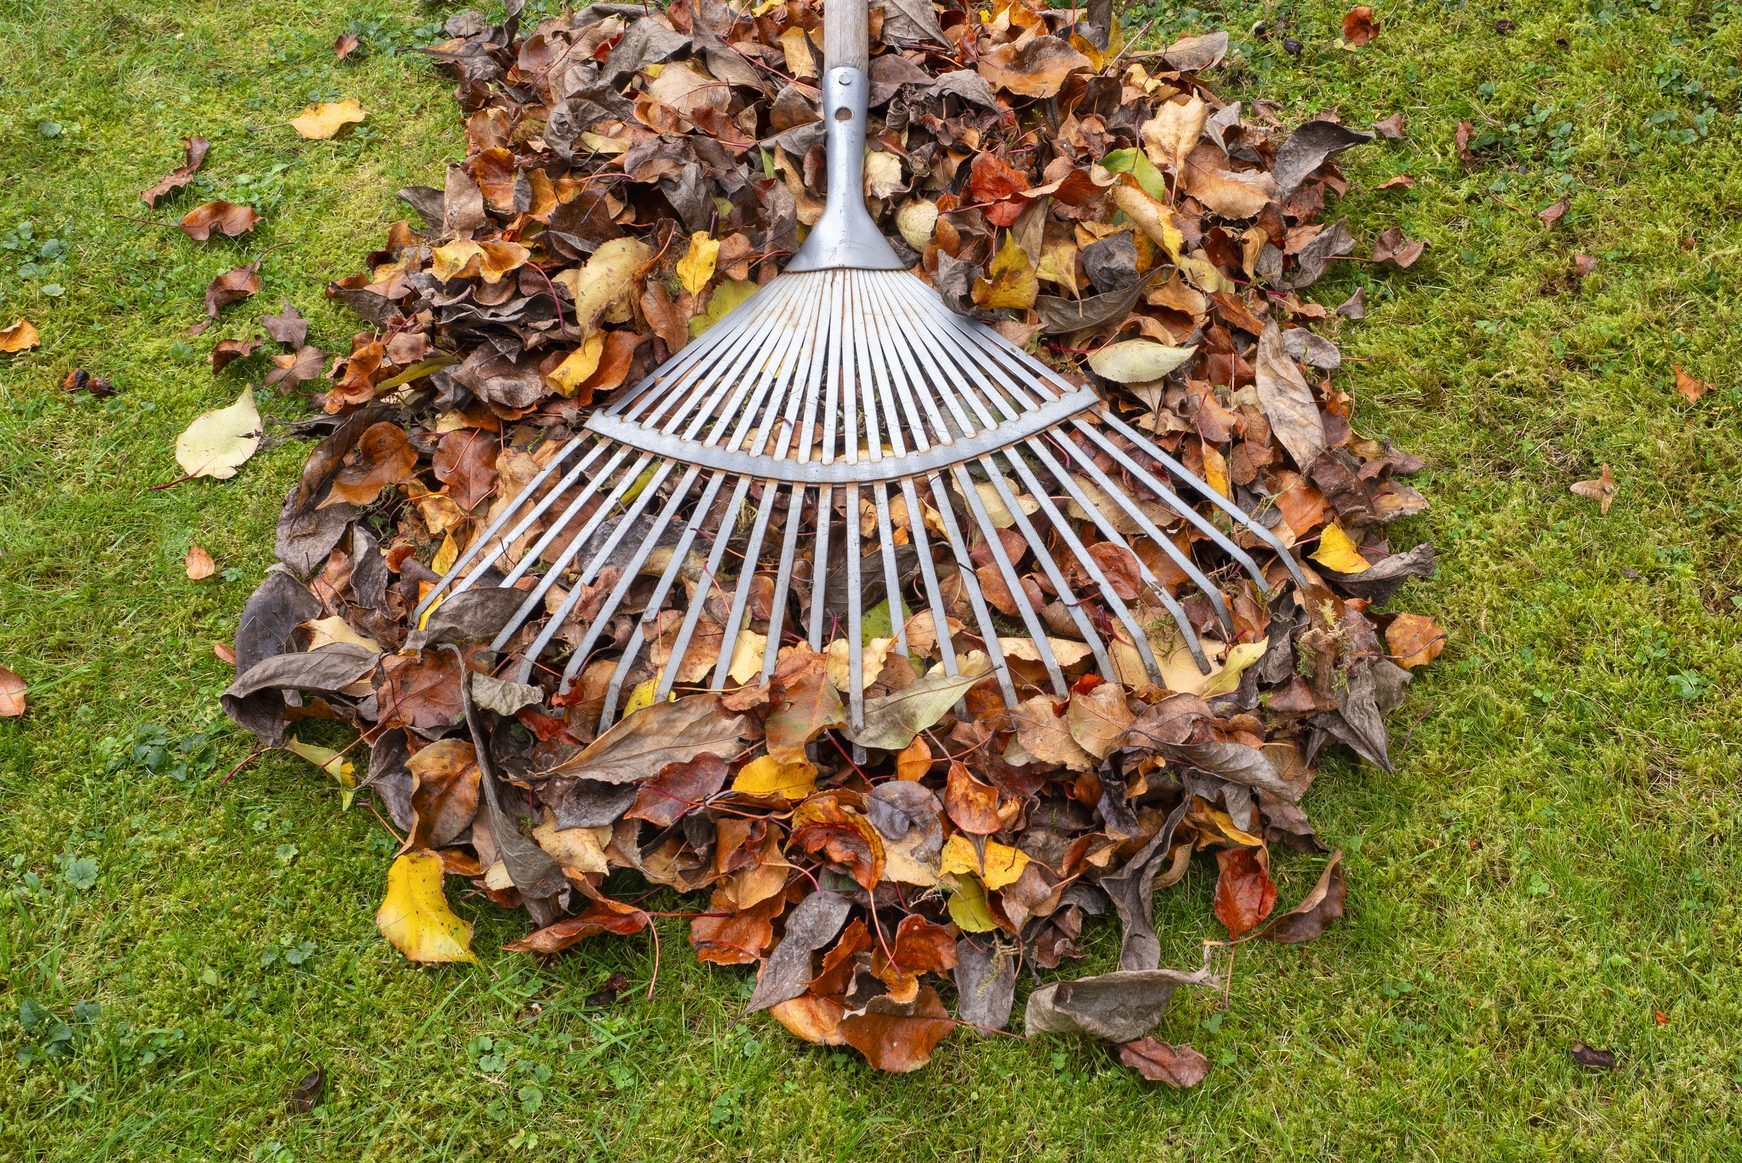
top-left (181, 202), bottom-right (261, 241)
top-left (263, 302), bottom-right (308, 348)
top-left (1570, 464), bottom-right (1616, 514)
top-left (0, 667), bottom-right (24, 718)
top-left (334, 33), bottom-right (359, 60)
top-left (185, 545), bottom-right (215, 579)
top-left (1570, 1042), bottom-right (1617, 1070)
top-left (175, 387), bottom-right (262, 480)
top-left (0, 318), bottom-right (40, 353)
top-left (1341, 6), bottom-right (1378, 47)
top-left (1213, 846), bottom-right (1277, 937)
top-left (205, 262), bottom-right (261, 317)
top-left (838, 986), bottom-right (957, 1073)
top-left (291, 99), bottom-right (366, 140)
top-left (1673, 366), bottom-right (1710, 403)
top-left (1385, 614), bottom-right (1445, 668)
top-left (1373, 113), bottom-right (1407, 139)
top-left (375, 850), bottom-right (477, 963)
top-left (1538, 198), bottom-right (1569, 227)
top-left (1118, 1038), bottom-right (1211, 1087)
top-left (1025, 958), bottom-right (1218, 1042)
top-left (1262, 851), bottom-right (1347, 943)
top-left (285, 1067), bottom-right (325, 1113)
top-left (209, 338), bottom-right (259, 372)
top-left (141, 136), bottom-right (210, 206)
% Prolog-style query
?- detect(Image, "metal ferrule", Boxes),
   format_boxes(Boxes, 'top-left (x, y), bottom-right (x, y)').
top-left (785, 67), bottom-right (906, 272)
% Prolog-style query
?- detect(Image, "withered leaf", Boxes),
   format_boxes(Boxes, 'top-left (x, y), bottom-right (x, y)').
top-left (744, 890), bottom-right (852, 1014)
top-left (262, 302), bottom-right (308, 348)
top-left (1570, 464), bottom-right (1617, 514)
top-left (1273, 120), bottom-right (1373, 196)
top-left (180, 202), bottom-right (262, 241)
top-left (205, 262), bottom-right (261, 317)
top-left (285, 1067), bottom-right (325, 1114)
top-left (1025, 957), bottom-right (1217, 1043)
top-left (1254, 321), bottom-right (1327, 470)
top-left (141, 136), bottom-right (210, 206)
top-left (0, 666), bottom-right (25, 718)
top-left (954, 939), bottom-right (1018, 1033)
top-left (1571, 1043), bottom-right (1617, 1071)
top-left (1263, 851), bottom-right (1346, 943)
top-left (838, 986), bottom-right (956, 1073)
top-left (1212, 845), bottom-right (1277, 938)
top-left (1118, 1038), bottom-right (1211, 1088)
top-left (504, 898), bottom-right (650, 954)
top-left (548, 695), bottom-right (751, 782)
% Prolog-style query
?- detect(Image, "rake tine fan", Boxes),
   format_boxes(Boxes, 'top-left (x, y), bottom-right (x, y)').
top-left (415, 0), bottom-right (1308, 732)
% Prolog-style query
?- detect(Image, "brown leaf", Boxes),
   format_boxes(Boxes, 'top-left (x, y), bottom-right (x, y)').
top-left (1373, 113), bottom-right (1407, 139)
top-left (1571, 1042), bottom-right (1617, 1071)
top-left (62, 369), bottom-right (116, 397)
top-left (321, 422), bottom-right (418, 509)
top-left (1570, 464), bottom-right (1616, 514)
top-left (0, 666), bottom-right (25, 718)
top-left (790, 791), bottom-right (886, 890)
top-left (624, 754), bottom-right (729, 828)
top-left (1118, 1038), bottom-right (1212, 1088)
top-left (209, 338), bottom-right (259, 372)
top-left (1372, 226), bottom-right (1427, 268)
top-left (505, 898), bottom-right (650, 954)
top-left (838, 986), bottom-right (956, 1073)
top-left (432, 428), bottom-right (500, 512)
top-left (334, 33), bottom-right (359, 60)
top-left (1533, 198), bottom-right (1570, 229)
top-left (1341, 6), bottom-right (1378, 46)
top-left (1455, 121), bottom-right (1476, 161)
top-left (376, 650), bottom-right (465, 735)
top-left (140, 136), bottom-right (209, 206)
top-left (285, 1067), bottom-right (325, 1114)
top-left (1263, 851), bottom-right (1347, 943)
top-left (1213, 845), bottom-right (1277, 937)
top-left (1385, 613), bottom-right (1445, 669)
top-left (1572, 254), bottom-right (1599, 277)
top-left (405, 738), bottom-right (481, 850)
top-left (1254, 321), bottom-right (1327, 470)
top-left (548, 694), bottom-right (752, 782)
top-left (944, 760), bottom-right (1003, 835)
top-left (180, 202), bottom-right (262, 241)
top-left (0, 319), bottom-right (41, 353)
top-left (185, 545), bottom-right (216, 580)
top-left (204, 262), bottom-right (262, 317)
top-left (1673, 365), bottom-right (1711, 403)
top-left (262, 302), bottom-right (308, 348)
top-left (977, 37), bottom-right (1092, 99)
top-left (766, 648), bottom-right (847, 763)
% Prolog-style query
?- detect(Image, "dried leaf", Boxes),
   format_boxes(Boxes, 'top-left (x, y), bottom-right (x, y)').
top-left (1087, 339), bottom-right (1197, 384)
top-left (548, 694), bottom-right (751, 782)
top-left (1119, 1038), bottom-right (1211, 1087)
top-left (0, 319), bottom-right (40, 353)
top-left (291, 98), bottom-right (366, 140)
top-left (180, 202), bottom-right (261, 241)
top-left (842, 662), bottom-right (987, 752)
top-left (1025, 958), bottom-right (1217, 1042)
top-left (0, 667), bottom-right (24, 718)
top-left (175, 387), bottom-right (262, 480)
top-left (1570, 464), bottom-right (1617, 514)
top-left (141, 136), bottom-right (209, 206)
top-left (184, 545), bottom-right (215, 579)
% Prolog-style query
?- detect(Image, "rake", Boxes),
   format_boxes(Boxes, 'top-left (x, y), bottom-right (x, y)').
top-left (415, 0), bottom-right (1307, 733)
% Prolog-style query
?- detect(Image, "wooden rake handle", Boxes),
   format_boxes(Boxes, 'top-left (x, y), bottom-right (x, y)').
top-left (825, 0), bottom-right (870, 72)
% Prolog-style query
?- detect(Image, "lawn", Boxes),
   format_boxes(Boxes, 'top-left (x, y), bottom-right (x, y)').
top-left (1, 0), bottom-right (1739, 1158)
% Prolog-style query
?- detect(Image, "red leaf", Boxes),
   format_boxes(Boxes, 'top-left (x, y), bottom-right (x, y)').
top-left (1212, 845), bottom-right (1277, 937)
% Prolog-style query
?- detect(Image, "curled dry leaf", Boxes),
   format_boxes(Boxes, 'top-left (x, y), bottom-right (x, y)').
top-left (1118, 1038), bottom-right (1212, 1088)
top-left (0, 318), bottom-right (41, 353)
top-left (0, 666), bottom-right (24, 718)
top-left (1570, 464), bottom-right (1617, 514)
top-left (1341, 6), bottom-right (1378, 47)
top-left (141, 136), bottom-right (210, 206)
top-left (180, 202), bottom-right (262, 241)
top-left (185, 545), bottom-right (216, 580)
top-left (1673, 366), bottom-right (1710, 403)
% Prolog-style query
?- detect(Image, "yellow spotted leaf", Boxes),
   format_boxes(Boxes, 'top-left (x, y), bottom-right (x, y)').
top-left (290, 98), bottom-right (366, 140)
top-left (939, 833), bottom-right (1030, 890)
top-left (972, 232), bottom-right (1039, 311)
top-left (732, 755), bottom-right (819, 800)
top-left (175, 386), bottom-right (261, 480)
top-left (1311, 522), bottom-right (1370, 574)
top-left (375, 851), bottom-right (477, 964)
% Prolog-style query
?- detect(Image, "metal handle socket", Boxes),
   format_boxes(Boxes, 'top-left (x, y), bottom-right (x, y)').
top-left (786, 68), bottom-right (906, 273)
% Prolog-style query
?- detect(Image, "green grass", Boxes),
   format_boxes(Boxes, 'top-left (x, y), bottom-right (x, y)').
top-left (2, 0), bottom-right (1740, 1157)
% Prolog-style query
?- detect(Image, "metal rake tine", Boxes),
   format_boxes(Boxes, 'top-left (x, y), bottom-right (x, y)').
top-left (708, 479), bottom-right (781, 691)
top-left (851, 275), bottom-right (910, 660)
top-left (898, 477), bottom-right (959, 677)
top-left (760, 483), bottom-right (809, 683)
top-left (1096, 411), bottom-right (1308, 589)
top-left (674, 281), bottom-right (813, 444)
top-left (997, 445), bottom-right (1162, 677)
top-left (923, 471), bottom-right (1016, 703)
top-left (558, 464), bottom-right (708, 693)
top-left (713, 282), bottom-right (825, 455)
top-left (494, 445), bottom-right (642, 592)
top-left (843, 481), bottom-right (865, 728)
top-left (655, 476), bottom-right (754, 701)
top-left (1018, 434), bottom-right (1212, 669)
top-left (599, 471), bottom-right (732, 717)
top-left (973, 453), bottom-right (1116, 682)
top-left (504, 458), bottom-right (680, 671)
top-left (949, 462), bottom-right (1068, 696)
top-left (1067, 416), bottom-right (1278, 593)
top-left (807, 484), bottom-right (833, 650)
top-left (414, 436), bottom-right (600, 617)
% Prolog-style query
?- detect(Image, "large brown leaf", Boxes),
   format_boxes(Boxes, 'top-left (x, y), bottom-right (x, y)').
top-left (548, 695), bottom-right (752, 782)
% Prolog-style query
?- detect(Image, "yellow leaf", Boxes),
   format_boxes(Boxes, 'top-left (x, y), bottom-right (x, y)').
top-left (432, 532), bottom-right (459, 575)
top-left (779, 25), bottom-right (817, 78)
top-left (676, 231), bottom-right (719, 296)
top-left (1201, 637), bottom-right (1269, 697)
top-left (430, 239), bottom-right (530, 284)
top-left (1112, 183), bottom-right (1183, 263)
top-left (285, 736), bottom-right (357, 805)
top-left (1140, 96), bottom-right (1210, 174)
top-left (972, 232), bottom-right (1039, 311)
top-left (290, 98), bottom-right (366, 140)
top-left (726, 630), bottom-right (768, 683)
top-left (939, 833), bottom-right (1030, 890)
top-left (175, 386), bottom-right (261, 480)
top-left (690, 278), bottom-right (756, 337)
top-left (545, 333), bottom-right (606, 397)
top-left (864, 152), bottom-right (905, 200)
top-left (896, 200), bottom-right (938, 249)
top-left (0, 318), bottom-right (40, 353)
top-left (375, 851), bottom-right (478, 964)
top-left (946, 876), bottom-right (999, 932)
top-left (732, 755), bottom-right (818, 800)
top-left (300, 616), bottom-right (382, 653)
top-left (1311, 522), bottom-right (1371, 574)
top-left (972, 480), bottom-right (1039, 528)
top-left (623, 677), bottom-right (673, 715)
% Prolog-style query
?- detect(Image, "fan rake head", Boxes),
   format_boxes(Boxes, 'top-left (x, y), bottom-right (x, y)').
top-left (414, 264), bottom-right (1307, 732)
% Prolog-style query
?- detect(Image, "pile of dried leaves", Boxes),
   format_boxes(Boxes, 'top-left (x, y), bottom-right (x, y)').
top-left (220, 0), bottom-right (1442, 1079)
